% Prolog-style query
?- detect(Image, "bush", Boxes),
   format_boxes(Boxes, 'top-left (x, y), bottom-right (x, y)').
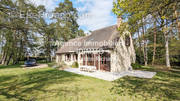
top-left (48, 62), bottom-right (67, 70)
top-left (58, 62), bottom-right (68, 68)
top-left (131, 63), bottom-right (142, 69)
top-left (71, 62), bottom-right (79, 68)
top-left (48, 62), bottom-right (57, 67)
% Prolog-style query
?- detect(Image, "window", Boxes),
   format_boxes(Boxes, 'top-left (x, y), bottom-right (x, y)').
top-left (75, 54), bottom-right (78, 60)
top-left (125, 35), bottom-right (130, 46)
top-left (113, 37), bottom-right (120, 47)
top-left (87, 54), bottom-right (92, 62)
top-left (65, 54), bottom-right (71, 61)
top-left (101, 53), bottom-right (110, 65)
top-left (114, 37), bottom-right (120, 43)
top-left (104, 57), bottom-right (107, 64)
top-left (101, 55), bottom-right (104, 64)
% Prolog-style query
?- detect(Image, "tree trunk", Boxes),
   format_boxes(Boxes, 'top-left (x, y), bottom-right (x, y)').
top-left (152, 26), bottom-right (157, 65)
top-left (47, 34), bottom-right (51, 62)
top-left (47, 47), bottom-right (51, 62)
top-left (142, 21), bottom-right (148, 66)
top-left (164, 34), bottom-right (171, 68)
top-left (137, 30), bottom-right (142, 50)
top-left (178, 21), bottom-right (180, 39)
top-left (144, 41), bottom-right (148, 66)
top-left (1, 52), bottom-right (7, 65)
top-left (137, 30), bottom-right (143, 64)
top-left (6, 53), bottom-right (13, 65)
top-left (164, 18), bottom-right (172, 69)
top-left (0, 51), bottom-right (5, 64)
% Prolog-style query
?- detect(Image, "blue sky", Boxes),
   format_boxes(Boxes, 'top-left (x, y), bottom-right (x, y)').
top-left (29, 0), bottom-right (117, 33)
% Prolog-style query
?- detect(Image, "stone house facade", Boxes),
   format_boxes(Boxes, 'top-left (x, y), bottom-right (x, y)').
top-left (56, 18), bottom-right (136, 72)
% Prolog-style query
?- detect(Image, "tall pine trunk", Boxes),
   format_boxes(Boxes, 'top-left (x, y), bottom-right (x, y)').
top-left (144, 41), bottom-right (148, 66)
top-left (1, 51), bottom-right (7, 65)
top-left (152, 26), bottom-right (157, 65)
top-left (137, 30), bottom-right (142, 50)
top-left (6, 53), bottom-right (13, 65)
top-left (1, 49), bottom-right (8, 65)
top-left (0, 51), bottom-right (5, 64)
top-left (45, 33), bottom-right (51, 63)
top-left (163, 20), bottom-right (171, 68)
top-left (164, 33), bottom-right (171, 68)
top-left (142, 21), bottom-right (148, 66)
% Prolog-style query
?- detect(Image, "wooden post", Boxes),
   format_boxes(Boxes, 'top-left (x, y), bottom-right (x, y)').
top-left (93, 54), bottom-right (95, 66)
top-left (85, 54), bottom-right (87, 66)
top-left (98, 54), bottom-right (101, 70)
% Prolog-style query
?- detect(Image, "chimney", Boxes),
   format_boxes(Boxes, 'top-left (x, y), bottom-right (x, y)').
top-left (117, 16), bottom-right (122, 28)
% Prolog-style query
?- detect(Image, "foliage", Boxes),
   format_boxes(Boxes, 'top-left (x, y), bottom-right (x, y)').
top-left (0, 0), bottom-right (39, 65)
top-left (58, 61), bottom-right (68, 69)
top-left (53, 0), bottom-right (84, 42)
top-left (48, 61), bottom-right (68, 69)
top-left (0, 0), bottom-right (85, 65)
top-left (169, 39), bottom-right (180, 65)
top-left (131, 63), bottom-right (142, 69)
top-left (47, 62), bottom-right (57, 67)
top-left (134, 48), bottom-right (144, 65)
top-left (113, 0), bottom-right (180, 67)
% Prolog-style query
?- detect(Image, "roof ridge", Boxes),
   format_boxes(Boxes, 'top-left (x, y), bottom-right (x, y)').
top-left (92, 25), bottom-right (116, 33)
top-left (67, 36), bottom-right (86, 41)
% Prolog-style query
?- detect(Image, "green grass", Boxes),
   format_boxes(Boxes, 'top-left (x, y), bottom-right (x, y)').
top-left (0, 65), bottom-right (179, 101)
top-left (111, 66), bottom-right (180, 101)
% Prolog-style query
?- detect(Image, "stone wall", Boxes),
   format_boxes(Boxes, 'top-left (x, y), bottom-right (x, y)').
top-left (56, 32), bottom-right (136, 73)
top-left (111, 32), bottom-right (136, 72)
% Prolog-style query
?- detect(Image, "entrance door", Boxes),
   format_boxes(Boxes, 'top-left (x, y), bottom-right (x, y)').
top-left (87, 54), bottom-right (94, 66)
top-left (100, 53), bottom-right (111, 72)
top-left (83, 54), bottom-right (86, 65)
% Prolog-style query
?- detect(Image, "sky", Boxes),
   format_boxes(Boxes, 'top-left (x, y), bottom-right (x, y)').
top-left (29, 0), bottom-right (117, 33)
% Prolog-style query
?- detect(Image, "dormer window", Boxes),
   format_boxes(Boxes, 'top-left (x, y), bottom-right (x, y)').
top-left (125, 36), bottom-right (130, 46)
top-left (115, 37), bottom-right (120, 42)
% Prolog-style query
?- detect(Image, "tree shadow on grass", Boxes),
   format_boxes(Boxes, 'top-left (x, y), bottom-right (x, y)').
top-left (110, 68), bottom-right (180, 101)
top-left (0, 69), bottom-right (84, 100)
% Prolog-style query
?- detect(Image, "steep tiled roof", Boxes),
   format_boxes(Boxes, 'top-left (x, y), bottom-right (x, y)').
top-left (56, 25), bottom-right (120, 54)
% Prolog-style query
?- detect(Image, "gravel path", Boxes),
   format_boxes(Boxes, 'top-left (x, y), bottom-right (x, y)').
top-left (64, 68), bottom-right (156, 81)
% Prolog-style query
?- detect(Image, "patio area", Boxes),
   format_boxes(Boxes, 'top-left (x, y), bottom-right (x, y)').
top-left (64, 68), bottom-right (156, 81)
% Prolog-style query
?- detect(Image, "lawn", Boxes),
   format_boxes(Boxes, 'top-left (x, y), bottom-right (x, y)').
top-left (0, 65), bottom-right (179, 101)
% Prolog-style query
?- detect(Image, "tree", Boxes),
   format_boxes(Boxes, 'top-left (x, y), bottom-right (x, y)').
top-left (113, 0), bottom-right (180, 68)
top-left (0, 0), bottom-right (85, 65)
top-left (0, 0), bottom-right (40, 65)
top-left (152, 22), bottom-right (157, 65)
top-left (54, 0), bottom-right (80, 41)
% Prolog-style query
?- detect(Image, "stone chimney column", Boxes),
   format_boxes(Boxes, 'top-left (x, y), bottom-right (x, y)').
top-left (117, 16), bottom-right (122, 28)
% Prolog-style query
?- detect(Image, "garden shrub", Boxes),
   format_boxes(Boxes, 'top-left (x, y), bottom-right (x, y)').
top-left (71, 62), bottom-right (79, 68)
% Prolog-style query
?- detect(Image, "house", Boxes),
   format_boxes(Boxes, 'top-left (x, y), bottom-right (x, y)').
top-left (56, 17), bottom-right (136, 72)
